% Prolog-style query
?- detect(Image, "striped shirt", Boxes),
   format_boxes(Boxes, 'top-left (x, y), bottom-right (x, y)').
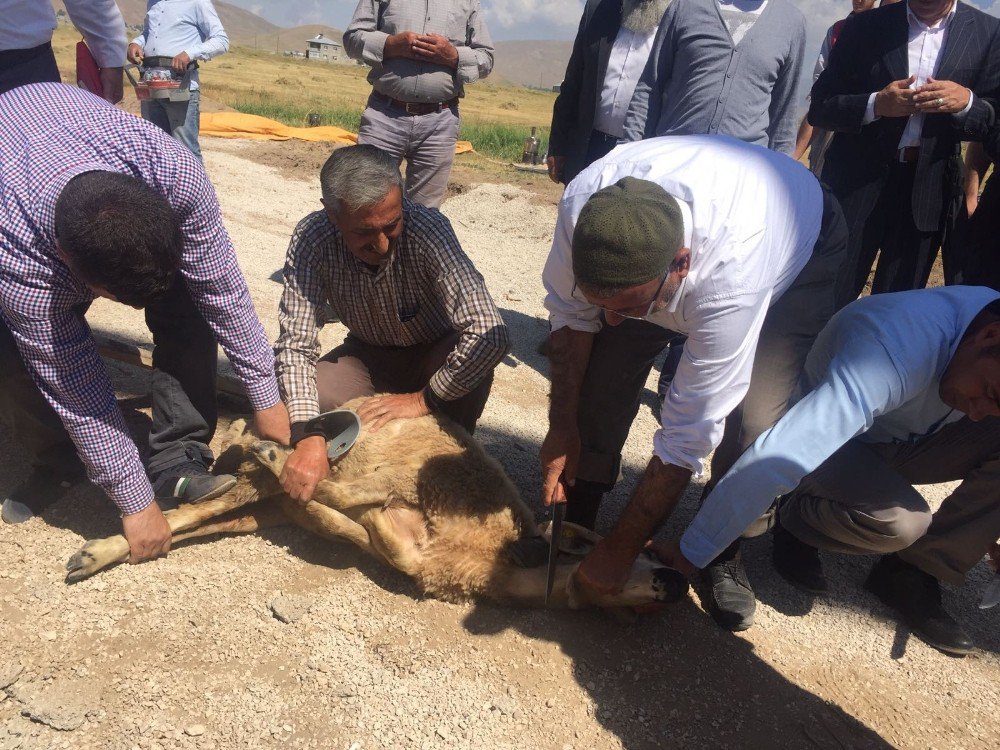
top-left (276, 203), bottom-right (509, 429)
top-left (0, 83), bottom-right (280, 515)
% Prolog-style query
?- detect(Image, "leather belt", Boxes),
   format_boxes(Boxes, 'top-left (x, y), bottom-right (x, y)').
top-left (898, 146), bottom-right (919, 164)
top-left (373, 92), bottom-right (458, 116)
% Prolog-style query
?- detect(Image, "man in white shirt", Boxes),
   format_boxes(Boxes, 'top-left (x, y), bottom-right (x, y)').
top-left (809, 0), bottom-right (1000, 304)
top-left (547, 0), bottom-right (669, 186)
top-left (539, 135), bottom-right (848, 631)
top-left (656, 286), bottom-right (1000, 655)
top-left (0, 0), bottom-right (125, 101)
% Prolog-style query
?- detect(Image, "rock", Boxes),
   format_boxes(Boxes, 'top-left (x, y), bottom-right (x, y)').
top-left (0, 663), bottom-right (23, 691)
top-left (184, 724), bottom-right (206, 737)
top-left (21, 700), bottom-right (86, 731)
top-left (268, 594), bottom-right (312, 624)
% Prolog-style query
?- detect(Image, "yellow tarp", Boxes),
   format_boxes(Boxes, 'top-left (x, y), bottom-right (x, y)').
top-left (199, 112), bottom-right (474, 154)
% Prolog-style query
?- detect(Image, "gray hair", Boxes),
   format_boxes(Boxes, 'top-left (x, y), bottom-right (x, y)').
top-left (320, 145), bottom-right (404, 214)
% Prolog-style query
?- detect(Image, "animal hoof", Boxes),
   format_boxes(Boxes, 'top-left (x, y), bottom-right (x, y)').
top-left (65, 547), bottom-right (100, 584)
top-left (652, 567), bottom-right (690, 603)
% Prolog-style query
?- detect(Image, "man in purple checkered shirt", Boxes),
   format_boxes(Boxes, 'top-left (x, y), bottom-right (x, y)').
top-left (0, 83), bottom-right (289, 562)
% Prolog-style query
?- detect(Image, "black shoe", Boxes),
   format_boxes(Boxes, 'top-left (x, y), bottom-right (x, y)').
top-left (700, 543), bottom-right (756, 631)
top-left (152, 461), bottom-right (237, 511)
top-left (772, 522), bottom-right (828, 594)
top-left (1, 464), bottom-right (86, 524)
top-left (865, 554), bottom-right (974, 656)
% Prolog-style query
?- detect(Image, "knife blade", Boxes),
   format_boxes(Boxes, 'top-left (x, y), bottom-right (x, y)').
top-left (544, 502), bottom-right (567, 607)
top-left (980, 572), bottom-right (1000, 609)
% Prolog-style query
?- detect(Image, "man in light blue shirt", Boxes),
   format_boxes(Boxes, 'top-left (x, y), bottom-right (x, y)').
top-left (127, 0), bottom-right (229, 160)
top-left (658, 286), bottom-right (1000, 655)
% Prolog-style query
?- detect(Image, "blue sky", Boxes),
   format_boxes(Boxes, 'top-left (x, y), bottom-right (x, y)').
top-left (236, 1), bottom-right (1000, 81)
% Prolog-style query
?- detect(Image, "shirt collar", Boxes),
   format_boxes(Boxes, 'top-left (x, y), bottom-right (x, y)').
top-left (906, 1), bottom-right (957, 32)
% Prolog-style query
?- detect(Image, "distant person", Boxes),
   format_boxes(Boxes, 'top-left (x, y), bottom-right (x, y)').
top-left (343, 0), bottom-right (494, 208)
top-left (274, 145), bottom-right (510, 503)
top-left (0, 0), bottom-right (124, 100)
top-left (621, 0), bottom-right (808, 413)
top-left (656, 287), bottom-right (1000, 655)
top-left (128, 0), bottom-right (230, 160)
top-left (0, 84), bottom-right (289, 563)
top-left (793, 0), bottom-right (879, 175)
top-left (944, 141), bottom-right (1000, 288)
top-left (809, 0), bottom-right (1000, 306)
top-left (547, 0), bottom-right (670, 186)
top-left (540, 135), bottom-right (847, 633)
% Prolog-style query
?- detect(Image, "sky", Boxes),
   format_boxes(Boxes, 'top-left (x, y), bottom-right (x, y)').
top-left (235, 0), bottom-right (1000, 88)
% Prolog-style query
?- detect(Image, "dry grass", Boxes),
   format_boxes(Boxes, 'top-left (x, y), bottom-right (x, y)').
top-left (52, 27), bottom-right (557, 161)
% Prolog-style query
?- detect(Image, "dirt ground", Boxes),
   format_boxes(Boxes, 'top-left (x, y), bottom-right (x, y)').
top-left (1, 138), bottom-right (998, 750)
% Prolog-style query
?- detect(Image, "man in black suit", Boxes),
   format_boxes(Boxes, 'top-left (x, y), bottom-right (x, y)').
top-left (546, 0), bottom-right (668, 185)
top-left (809, 0), bottom-right (1000, 306)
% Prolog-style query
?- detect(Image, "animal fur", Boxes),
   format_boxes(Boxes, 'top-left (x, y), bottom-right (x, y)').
top-left (66, 397), bottom-right (688, 609)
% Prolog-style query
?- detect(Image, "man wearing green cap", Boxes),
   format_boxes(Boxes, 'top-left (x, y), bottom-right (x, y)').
top-left (540, 134), bottom-right (847, 631)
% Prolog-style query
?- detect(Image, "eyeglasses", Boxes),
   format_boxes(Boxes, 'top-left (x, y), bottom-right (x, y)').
top-left (572, 269), bottom-right (670, 321)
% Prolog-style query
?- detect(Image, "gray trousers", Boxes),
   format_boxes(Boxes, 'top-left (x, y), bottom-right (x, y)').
top-left (574, 188), bottom-right (849, 492)
top-left (141, 89), bottom-right (202, 161)
top-left (316, 333), bottom-right (491, 435)
top-left (780, 416), bottom-right (1000, 586)
top-left (356, 94), bottom-right (460, 209)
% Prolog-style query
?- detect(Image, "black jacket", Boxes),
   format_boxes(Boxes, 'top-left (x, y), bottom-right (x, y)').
top-left (547, 0), bottom-right (622, 185)
top-left (809, 1), bottom-right (1000, 232)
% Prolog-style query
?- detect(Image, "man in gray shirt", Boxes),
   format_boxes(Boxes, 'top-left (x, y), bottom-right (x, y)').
top-left (343, 1), bottom-right (494, 208)
top-left (622, 0), bottom-right (806, 153)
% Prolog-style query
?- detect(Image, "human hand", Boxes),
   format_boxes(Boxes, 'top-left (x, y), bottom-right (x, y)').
top-left (121, 502), bottom-right (172, 564)
top-left (127, 43), bottom-right (144, 65)
top-left (171, 51), bottom-right (192, 74)
top-left (254, 401), bottom-right (291, 445)
top-left (988, 542), bottom-right (1000, 573)
top-left (383, 31), bottom-right (420, 60)
top-left (411, 33), bottom-right (459, 68)
top-left (646, 538), bottom-right (697, 578)
top-left (539, 426), bottom-right (580, 506)
top-left (279, 436), bottom-right (329, 504)
top-left (99, 66), bottom-right (124, 104)
top-left (573, 539), bottom-right (633, 597)
top-left (546, 155), bottom-right (565, 183)
top-left (357, 392), bottom-right (431, 433)
top-left (874, 76), bottom-right (917, 118)
top-left (913, 78), bottom-right (971, 114)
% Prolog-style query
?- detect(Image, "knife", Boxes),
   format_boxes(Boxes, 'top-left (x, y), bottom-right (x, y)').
top-left (544, 502), bottom-right (567, 607)
top-left (980, 571), bottom-right (1000, 610)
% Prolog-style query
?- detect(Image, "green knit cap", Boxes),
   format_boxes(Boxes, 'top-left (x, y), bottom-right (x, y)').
top-left (572, 177), bottom-right (683, 290)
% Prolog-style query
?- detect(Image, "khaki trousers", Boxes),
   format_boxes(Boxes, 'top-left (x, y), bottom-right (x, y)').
top-left (779, 416), bottom-right (1000, 586)
top-left (316, 333), bottom-right (491, 435)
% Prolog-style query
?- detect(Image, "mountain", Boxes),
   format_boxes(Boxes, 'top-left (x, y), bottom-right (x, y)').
top-left (492, 40), bottom-right (572, 90)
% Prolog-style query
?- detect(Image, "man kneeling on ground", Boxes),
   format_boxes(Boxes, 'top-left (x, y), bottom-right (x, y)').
top-left (658, 286), bottom-right (1000, 655)
top-left (274, 145), bottom-right (511, 502)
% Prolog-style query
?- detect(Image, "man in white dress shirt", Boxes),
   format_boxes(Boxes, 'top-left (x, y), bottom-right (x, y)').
top-left (547, 0), bottom-right (669, 186)
top-left (539, 135), bottom-right (847, 631)
top-left (0, 0), bottom-right (125, 101)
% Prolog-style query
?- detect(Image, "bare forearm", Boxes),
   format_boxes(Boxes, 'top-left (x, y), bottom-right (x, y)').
top-left (793, 116), bottom-right (813, 162)
top-left (603, 457), bottom-right (692, 561)
top-left (547, 327), bottom-right (593, 429)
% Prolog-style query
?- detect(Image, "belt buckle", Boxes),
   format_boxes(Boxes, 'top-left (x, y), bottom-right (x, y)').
top-left (404, 101), bottom-right (421, 115)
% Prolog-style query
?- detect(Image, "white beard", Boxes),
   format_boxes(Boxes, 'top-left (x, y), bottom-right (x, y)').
top-left (620, 0), bottom-right (671, 33)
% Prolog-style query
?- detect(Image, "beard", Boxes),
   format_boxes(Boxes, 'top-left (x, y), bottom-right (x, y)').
top-left (621, 0), bottom-right (671, 33)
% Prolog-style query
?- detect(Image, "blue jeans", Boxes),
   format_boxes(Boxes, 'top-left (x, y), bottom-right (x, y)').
top-left (141, 89), bottom-right (202, 160)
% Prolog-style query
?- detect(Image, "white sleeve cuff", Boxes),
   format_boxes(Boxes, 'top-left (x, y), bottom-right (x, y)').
top-left (863, 92), bottom-right (878, 124)
top-left (955, 91), bottom-right (975, 119)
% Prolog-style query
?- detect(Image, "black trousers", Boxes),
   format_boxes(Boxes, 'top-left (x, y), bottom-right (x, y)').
top-left (0, 43), bottom-right (60, 95)
top-left (838, 162), bottom-right (943, 306)
top-left (0, 274), bottom-right (220, 481)
top-left (945, 173), bottom-right (1000, 288)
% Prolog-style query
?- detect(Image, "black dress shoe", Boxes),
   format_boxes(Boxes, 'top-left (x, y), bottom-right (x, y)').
top-left (152, 461), bottom-right (237, 512)
top-left (865, 554), bottom-right (974, 656)
top-left (772, 522), bottom-right (828, 594)
top-left (700, 543), bottom-right (755, 631)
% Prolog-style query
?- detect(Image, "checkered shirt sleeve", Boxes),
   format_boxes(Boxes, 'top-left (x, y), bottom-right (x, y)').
top-left (0, 83), bottom-right (279, 515)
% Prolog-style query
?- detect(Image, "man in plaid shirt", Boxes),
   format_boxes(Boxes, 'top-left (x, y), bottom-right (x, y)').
top-left (0, 83), bottom-right (289, 561)
top-left (275, 145), bottom-right (509, 502)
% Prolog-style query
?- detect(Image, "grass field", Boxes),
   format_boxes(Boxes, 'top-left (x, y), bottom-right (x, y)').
top-left (52, 27), bottom-right (556, 162)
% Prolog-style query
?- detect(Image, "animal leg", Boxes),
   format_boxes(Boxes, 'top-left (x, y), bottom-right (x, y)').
top-left (278, 496), bottom-right (377, 556)
top-left (65, 483), bottom-right (274, 583)
top-left (170, 504), bottom-right (290, 544)
top-left (355, 503), bottom-right (425, 577)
